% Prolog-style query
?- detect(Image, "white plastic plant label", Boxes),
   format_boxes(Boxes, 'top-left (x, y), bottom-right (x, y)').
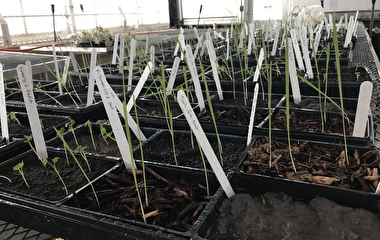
top-left (127, 62), bottom-right (153, 113)
top-left (112, 33), bottom-right (120, 65)
top-left (288, 39), bottom-right (301, 104)
top-left (271, 23), bottom-right (280, 57)
top-left (167, 57), bottom-right (180, 96)
top-left (247, 23), bottom-right (255, 55)
top-left (247, 83), bottom-right (259, 146)
top-left (226, 29), bottom-right (230, 59)
top-left (177, 89), bottom-right (235, 198)
top-left (252, 48), bottom-right (265, 83)
top-left (185, 45), bottom-right (205, 111)
top-left (94, 67), bottom-right (146, 142)
top-left (300, 27), bottom-right (314, 79)
top-left (86, 48), bottom-right (97, 106)
top-left (353, 81), bottom-right (373, 138)
top-left (127, 37), bottom-right (135, 91)
top-left (313, 20), bottom-right (324, 57)
top-left (206, 32), bottom-right (223, 100)
top-left (52, 43), bottom-right (63, 95)
top-left (150, 45), bottom-right (155, 73)
top-left (0, 64), bottom-right (9, 144)
top-left (93, 66), bottom-right (134, 169)
top-left (17, 64), bottom-right (48, 159)
top-left (290, 29), bottom-right (305, 71)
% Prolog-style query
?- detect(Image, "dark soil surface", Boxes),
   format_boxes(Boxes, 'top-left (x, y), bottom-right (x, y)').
top-left (134, 131), bottom-right (247, 171)
top-left (213, 93), bottom-right (282, 108)
top-left (286, 97), bottom-right (357, 114)
top-left (0, 152), bottom-right (117, 202)
top-left (67, 166), bottom-right (212, 232)
top-left (196, 106), bottom-right (267, 126)
top-left (241, 138), bottom-right (379, 192)
top-left (267, 108), bottom-right (356, 136)
top-left (209, 192), bottom-right (380, 239)
top-left (133, 101), bottom-right (184, 117)
top-left (63, 133), bottom-right (123, 157)
top-left (40, 94), bottom-right (88, 108)
top-left (5, 90), bottom-right (58, 102)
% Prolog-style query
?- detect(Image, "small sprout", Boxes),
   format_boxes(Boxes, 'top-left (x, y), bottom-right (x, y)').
top-left (76, 145), bottom-right (91, 172)
top-left (355, 71), bottom-right (360, 81)
top-left (24, 135), bottom-right (33, 143)
top-left (13, 161), bottom-right (30, 188)
top-left (34, 81), bottom-right (42, 90)
top-left (9, 112), bottom-right (21, 125)
top-left (96, 119), bottom-right (115, 144)
top-left (41, 158), bottom-right (48, 167)
top-left (85, 120), bottom-right (97, 150)
top-left (66, 119), bottom-right (79, 146)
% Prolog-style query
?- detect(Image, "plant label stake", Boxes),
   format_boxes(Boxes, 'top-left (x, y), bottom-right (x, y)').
top-left (127, 62), bottom-right (153, 113)
top-left (119, 34), bottom-right (125, 68)
top-left (111, 33), bottom-right (120, 65)
top-left (344, 12), bottom-right (358, 48)
top-left (150, 45), bottom-right (155, 73)
top-left (194, 34), bottom-right (204, 59)
top-left (271, 23), bottom-right (280, 56)
top-left (86, 48), bottom-right (97, 106)
top-left (62, 57), bottom-right (71, 86)
top-left (300, 27), bottom-right (314, 79)
top-left (288, 39), bottom-right (302, 104)
top-left (17, 64), bottom-right (48, 159)
top-left (185, 45), bottom-right (205, 111)
top-left (93, 66), bottom-right (134, 169)
top-left (0, 64), bottom-right (9, 144)
top-left (206, 32), bottom-right (223, 100)
top-left (328, 14), bottom-right (333, 39)
top-left (193, 26), bottom-right (200, 42)
top-left (52, 43), bottom-right (63, 95)
top-left (145, 35), bottom-right (149, 54)
top-left (69, 52), bottom-right (80, 73)
top-left (313, 21), bottom-right (324, 57)
top-left (94, 67), bottom-right (146, 141)
top-left (226, 28), bottom-right (230, 59)
top-left (247, 82), bottom-right (259, 146)
top-left (290, 29), bottom-right (305, 71)
top-left (167, 57), bottom-right (180, 96)
top-left (238, 26), bottom-right (245, 50)
top-left (127, 37), bottom-right (136, 91)
top-left (200, 29), bottom-right (212, 58)
top-left (247, 23), bottom-right (255, 55)
top-left (177, 90), bottom-right (235, 198)
top-left (252, 48), bottom-right (265, 83)
top-left (337, 16), bottom-right (344, 32)
top-left (174, 31), bottom-right (185, 60)
top-left (353, 81), bottom-right (373, 138)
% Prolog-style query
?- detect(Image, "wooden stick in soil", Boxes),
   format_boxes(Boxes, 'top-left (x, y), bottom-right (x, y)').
top-left (144, 210), bottom-right (160, 219)
top-left (146, 167), bottom-right (171, 185)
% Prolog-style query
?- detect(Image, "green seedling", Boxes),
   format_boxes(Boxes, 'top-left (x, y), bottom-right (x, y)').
top-left (76, 145), bottom-right (91, 172)
top-left (85, 120), bottom-right (97, 150)
top-left (13, 161), bottom-right (29, 188)
top-left (199, 60), bottom-right (223, 165)
top-left (54, 126), bottom-right (100, 209)
top-left (132, 95), bottom-right (149, 207)
top-left (96, 119), bottom-right (116, 144)
top-left (332, 21), bottom-right (349, 165)
top-left (65, 119), bottom-right (79, 146)
top-left (284, 27), bottom-right (297, 173)
top-left (42, 157), bottom-right (68, 195)
top-left (8, 112), bottom-right (21, 125)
